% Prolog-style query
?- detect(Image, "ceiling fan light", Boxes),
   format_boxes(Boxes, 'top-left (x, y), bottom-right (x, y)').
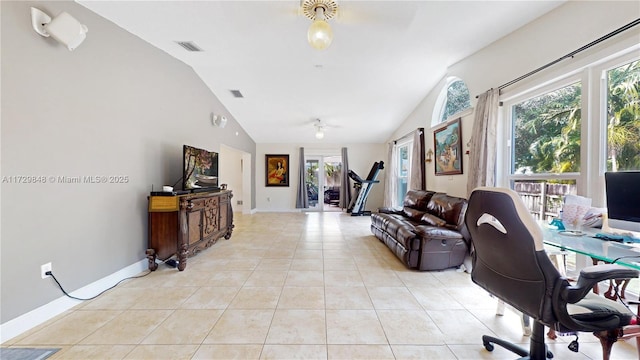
top-left (307, 6), bottom-right (333, 50)
top-left (308, 20), bottom-right (333, 50)
top-left (314, 119), bottom-right (325, 139)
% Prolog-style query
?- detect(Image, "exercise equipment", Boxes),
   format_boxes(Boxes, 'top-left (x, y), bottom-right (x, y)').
top-left (347, 161), bottom-right (384, 216)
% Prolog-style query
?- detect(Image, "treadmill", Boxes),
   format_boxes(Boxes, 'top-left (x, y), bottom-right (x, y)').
top-left (347, 161), bottom-right (384, 216)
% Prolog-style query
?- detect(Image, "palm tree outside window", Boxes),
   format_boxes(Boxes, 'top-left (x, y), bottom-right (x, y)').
top-left (508, 82), bottom-right (581, 221)
top-left (606, 59), bottom-right (640, 172)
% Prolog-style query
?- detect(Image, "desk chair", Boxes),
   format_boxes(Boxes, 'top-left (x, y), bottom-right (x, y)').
top-left (496, 249), bottom-right (570, 338)
top-left (465, 187), bottom-right (639, 360)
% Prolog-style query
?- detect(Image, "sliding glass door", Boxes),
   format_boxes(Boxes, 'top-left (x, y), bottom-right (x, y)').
top-left (323, 156), bottom-right (342, 211)
top-left (305, 157), bottom-right (321, 210)
top-left (305, 155), bottom-right (343, 212)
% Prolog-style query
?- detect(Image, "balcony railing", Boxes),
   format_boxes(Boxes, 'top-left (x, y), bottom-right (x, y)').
top-left (514, 181), bottom-right (577, 221)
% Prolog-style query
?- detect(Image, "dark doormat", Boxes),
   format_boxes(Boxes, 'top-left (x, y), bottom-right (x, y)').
top-left (0, 347), bottom-right (60, 360)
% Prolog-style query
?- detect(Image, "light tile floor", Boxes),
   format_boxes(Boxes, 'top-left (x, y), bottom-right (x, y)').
top-left (3, 212), bottom-right (638, 359)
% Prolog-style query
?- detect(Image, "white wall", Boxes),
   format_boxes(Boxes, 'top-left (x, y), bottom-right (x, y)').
top-left (256, 143), bottom-right (386, 212)
top-left (390, 1), bottom-right (640, 198)
top-left (220, 145), bottom-right (245, 212)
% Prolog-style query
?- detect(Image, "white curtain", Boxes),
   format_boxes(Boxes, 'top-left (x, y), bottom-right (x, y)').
top-left (467, 89), bottom-right (500, 196)
top-left (295, 147), bottom-right (309, 208)
top-left (383, 142), bottom-right (397, 208)
top-left (339, 147), bottom-right (351, 209)
top-left (409, 128), bottom-right (425, 191)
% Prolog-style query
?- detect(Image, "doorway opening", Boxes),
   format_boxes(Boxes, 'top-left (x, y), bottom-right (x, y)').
top-left (220, 144), bottom-right (252, 214)
top-left (305, 155), bottom-right (343, 212)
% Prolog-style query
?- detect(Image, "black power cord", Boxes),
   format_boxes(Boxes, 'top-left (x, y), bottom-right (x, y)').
top-left (611, 255), bottom-right (640, 264)
top-left (46, 270), bottom-right (151, 301)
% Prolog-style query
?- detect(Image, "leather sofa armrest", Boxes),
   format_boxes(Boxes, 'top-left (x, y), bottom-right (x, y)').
top-left (563, 264), bottom-right (639, 303)
top-left (378, 207), bottom-right (402, 215)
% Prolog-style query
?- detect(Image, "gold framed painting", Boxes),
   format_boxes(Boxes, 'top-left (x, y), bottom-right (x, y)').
top-left (265, 154), bottom-right (289, 186)
top-left (434, 118), bottom-right (463, 175)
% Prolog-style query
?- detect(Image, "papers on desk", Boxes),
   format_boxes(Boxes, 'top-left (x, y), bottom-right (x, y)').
top-left (583, 207), bottom-right (606, 228)
top-left (562, 195), bottom-right (591, 229)
top-left (560, 195), bottom-right (607, 228)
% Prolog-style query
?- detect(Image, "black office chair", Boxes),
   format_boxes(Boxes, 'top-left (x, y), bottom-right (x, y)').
top-left (465, 187), bottom-right (639, 360)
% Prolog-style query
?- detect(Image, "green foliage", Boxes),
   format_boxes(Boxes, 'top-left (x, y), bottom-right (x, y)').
top-left (607, 60), bottom-right (640, 171)
top-left (441, 80), bottom-right (471, 122)
top-left (513, 83), bottom-right (581, 174)
top-left (324, 163), bottom-right (341, 177)
top-left (324, 162), bottom-right (342, 187)
top-left (306, 161), bottom-right (343, 190)
top-left (305, 162), bottom-right (318, 183)
top-left (513, 59), bottom-right (640, 174)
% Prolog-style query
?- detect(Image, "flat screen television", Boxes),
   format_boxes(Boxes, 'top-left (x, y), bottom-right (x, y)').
top-left (604, 171), bottom-right (640, 235)
top-left (183, 145), bottom-right (219, 190)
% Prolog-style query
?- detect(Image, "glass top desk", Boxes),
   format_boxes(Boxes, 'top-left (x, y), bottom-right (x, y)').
top-left (541, 223), bottom-right (640, 270)
top-left (540, 224), bottom-right (640, 353)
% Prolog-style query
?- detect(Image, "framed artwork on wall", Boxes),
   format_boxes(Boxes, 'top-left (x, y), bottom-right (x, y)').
top-left (265, 154), bottom-right (290, 186)
top-left (434, 118), bottom-right (463, 175)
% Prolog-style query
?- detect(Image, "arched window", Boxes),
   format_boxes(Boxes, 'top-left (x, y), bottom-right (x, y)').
top-left (432, 77), bottom-right (471, 126)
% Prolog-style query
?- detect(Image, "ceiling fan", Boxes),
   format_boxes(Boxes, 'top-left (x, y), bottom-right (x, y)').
top-left (314, 119), bottom-right (326, 139)
top-left (301, 0), bottom-right (338, 21)
top-left (296, 0), bottom-right (407, 49)
top-left (297, 0), bottom-right (410, 25)
top-left (310, 118), bottom-right (343, 139)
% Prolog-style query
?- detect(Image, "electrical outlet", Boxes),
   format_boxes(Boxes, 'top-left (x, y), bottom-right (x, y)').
top-left (41, 262), bottom-right (52, 279)
top-left (237, 200), bottom-right (243, 205)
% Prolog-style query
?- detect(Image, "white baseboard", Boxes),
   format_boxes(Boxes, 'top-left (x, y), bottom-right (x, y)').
top-left (254, 209), bottom-right (301, 213)
top-left (0, 259), bottom-right (148, 343)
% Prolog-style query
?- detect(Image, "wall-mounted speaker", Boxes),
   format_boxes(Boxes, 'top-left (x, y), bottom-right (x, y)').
top-left (211, 113), bottom-right (228, 128)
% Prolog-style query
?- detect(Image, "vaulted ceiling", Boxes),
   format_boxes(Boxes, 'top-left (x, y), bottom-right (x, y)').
top-left (78, 0), bottom-right (565, 144)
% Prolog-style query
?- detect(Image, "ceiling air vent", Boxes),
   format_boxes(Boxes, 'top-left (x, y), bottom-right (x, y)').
top-left (230, 90), bottom-right (244, 98)
top-left (175, 41), bottom-right (203, 52)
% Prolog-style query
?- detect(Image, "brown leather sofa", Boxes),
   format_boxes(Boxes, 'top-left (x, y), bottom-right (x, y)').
top-left (370, 189), bottom-right (470, 271)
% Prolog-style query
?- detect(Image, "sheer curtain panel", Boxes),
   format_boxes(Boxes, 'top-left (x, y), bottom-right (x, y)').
top-left (466, 89), bottom-right (499, 196)
top-left (383, 142), bottom-right (396, 208)
top-left (409, 128), bottom-right (426, 190)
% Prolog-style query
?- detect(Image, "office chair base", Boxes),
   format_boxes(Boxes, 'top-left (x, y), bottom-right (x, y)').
top-left (482, 321), bottom-right (553, 359)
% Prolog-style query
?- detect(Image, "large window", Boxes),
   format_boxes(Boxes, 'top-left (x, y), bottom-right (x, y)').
top-left (606, 59), bottom-right (640, 172)
top-left (395, 141), bottom-right (411, 207)
top-left (500, 50), bottom-right (639, 219)
top-left (507, 82), bottom-right (581, 220)
top-left (512, 82), bottom-right (582, 175)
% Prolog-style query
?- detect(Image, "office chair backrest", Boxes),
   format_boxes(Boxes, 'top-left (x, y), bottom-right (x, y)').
top-left (466, 187), bottom-right (561, 323)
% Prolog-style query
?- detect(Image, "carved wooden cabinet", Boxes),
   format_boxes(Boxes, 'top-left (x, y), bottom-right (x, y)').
top-left (147, 190), bottom-right (233, 271)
